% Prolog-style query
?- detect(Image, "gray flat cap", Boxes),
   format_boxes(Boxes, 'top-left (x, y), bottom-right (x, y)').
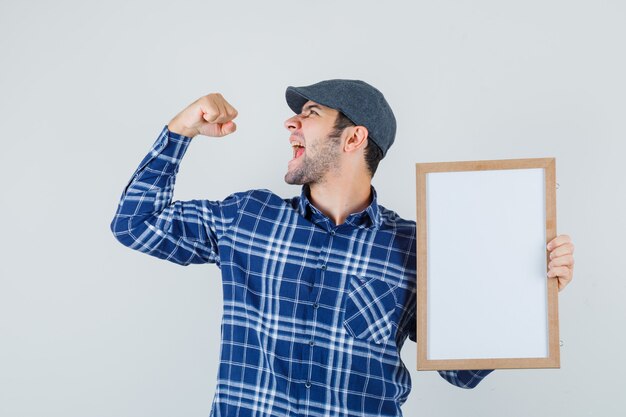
top-left (285, 79), bottom-right (396, 158)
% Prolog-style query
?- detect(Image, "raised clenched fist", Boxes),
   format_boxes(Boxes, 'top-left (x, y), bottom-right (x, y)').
top-left (168, 93), bottom-right (238, 138)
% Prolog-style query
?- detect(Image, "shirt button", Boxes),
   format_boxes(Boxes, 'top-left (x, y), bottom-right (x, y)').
top-left (309, 340), bottom-right (315, 346)
top-left (305, 381), bottom-right (311, 388)
top-left (320, 264), bottom-right (326, 270)
top-left (313, 303), bottom-right (319, 309)
top-left (330, 230), bottom-right (336, 236)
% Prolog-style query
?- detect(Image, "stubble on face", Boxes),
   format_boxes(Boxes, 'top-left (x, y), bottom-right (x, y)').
top-left (284, 133), bottom-right (342, 185)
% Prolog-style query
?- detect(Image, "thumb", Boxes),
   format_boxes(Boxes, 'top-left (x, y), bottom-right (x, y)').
top-left (220, 121), bottom-right (237, 136)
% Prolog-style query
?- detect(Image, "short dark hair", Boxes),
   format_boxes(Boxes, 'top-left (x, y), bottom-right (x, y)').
top-left (333, 112), bottom-right (383, 178)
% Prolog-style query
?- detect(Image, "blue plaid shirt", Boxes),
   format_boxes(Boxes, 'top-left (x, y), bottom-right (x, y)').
top-left (110, 126), bottom-right (492, 417)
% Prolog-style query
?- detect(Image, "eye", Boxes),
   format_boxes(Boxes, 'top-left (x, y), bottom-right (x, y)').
top-left (301, 109), bottom-right (318, 118)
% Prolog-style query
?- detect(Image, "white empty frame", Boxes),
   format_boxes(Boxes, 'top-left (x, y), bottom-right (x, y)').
top-left (415, 158), bottom-right (559, 370)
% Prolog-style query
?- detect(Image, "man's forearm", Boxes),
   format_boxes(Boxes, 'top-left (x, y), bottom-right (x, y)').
top-left (109, 126), bottom-right (205, 263)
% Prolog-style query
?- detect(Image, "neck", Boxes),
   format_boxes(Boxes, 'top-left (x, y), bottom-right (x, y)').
top-left (307, 174), bottom-right (373, 226)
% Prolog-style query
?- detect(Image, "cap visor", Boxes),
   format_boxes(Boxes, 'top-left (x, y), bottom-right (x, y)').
top-left (285, 86), bottom-right (312, 114)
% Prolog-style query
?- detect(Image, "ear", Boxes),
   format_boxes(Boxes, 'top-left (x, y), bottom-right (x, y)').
top-left (343, 126), bottom-right (369, 153)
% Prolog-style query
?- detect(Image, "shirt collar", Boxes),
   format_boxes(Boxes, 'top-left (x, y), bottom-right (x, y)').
top-left (297, 185), bottom-right (382, 230)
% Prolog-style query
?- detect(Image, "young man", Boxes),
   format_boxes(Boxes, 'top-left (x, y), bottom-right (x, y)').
top-left (111, 80), bottom-right (574, 417)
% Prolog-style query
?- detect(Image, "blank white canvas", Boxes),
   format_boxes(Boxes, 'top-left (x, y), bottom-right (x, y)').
top-left (426, 168), bottom-right (548, 360)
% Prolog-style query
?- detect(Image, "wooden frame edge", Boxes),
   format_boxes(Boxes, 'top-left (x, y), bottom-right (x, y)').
top-left (416, 163), bottom-right (429, 368)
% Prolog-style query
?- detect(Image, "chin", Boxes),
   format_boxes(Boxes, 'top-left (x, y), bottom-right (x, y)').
top-left (284, 176), bottom-right (303, 185)
top-left (284, 169), bottom-right (302, 185)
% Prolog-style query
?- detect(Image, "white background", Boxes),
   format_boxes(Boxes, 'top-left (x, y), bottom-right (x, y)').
top-left (1, 1), bottom-right (623, 416)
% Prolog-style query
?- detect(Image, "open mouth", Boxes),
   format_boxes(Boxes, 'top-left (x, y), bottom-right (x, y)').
top-left (291, 143), bottom-right (305, 160)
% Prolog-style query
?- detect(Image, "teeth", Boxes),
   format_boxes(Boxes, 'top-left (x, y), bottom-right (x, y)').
top-left (292, 143), bottom-right (304, 159)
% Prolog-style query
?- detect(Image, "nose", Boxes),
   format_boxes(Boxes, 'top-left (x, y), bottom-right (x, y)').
top-left (284, 114), bottom-right (301, 131)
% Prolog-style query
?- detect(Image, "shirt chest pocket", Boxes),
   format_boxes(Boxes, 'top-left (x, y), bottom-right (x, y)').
top-left (342, 275), bottom-right (397, 345)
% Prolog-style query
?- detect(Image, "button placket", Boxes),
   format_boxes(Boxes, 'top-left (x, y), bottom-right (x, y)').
top-left (303, 229), bottom-right (336, 397)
